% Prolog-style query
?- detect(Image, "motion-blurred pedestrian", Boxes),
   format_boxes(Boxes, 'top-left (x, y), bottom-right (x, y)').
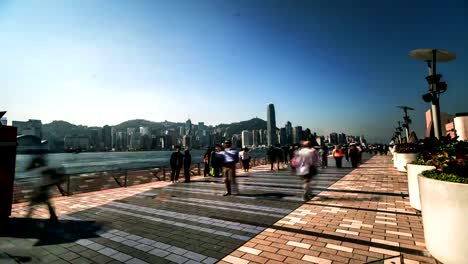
top-left (183, 149), bottom-right (192, 183)
top-left (220, 140), bottom-right (239, 196)
top-left (203, 149), bottom-right (211, 177)
top-left (349, 144), bottom-right (360, 168)
top-left (26, 153), bottom-right (65, 223)
top-left (293, 141), bottom-right (320, 201)
top-left (170, 146), bottom-right (184, 183)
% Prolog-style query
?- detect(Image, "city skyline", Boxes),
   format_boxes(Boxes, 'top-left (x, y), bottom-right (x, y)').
top-left (2, 1), bottom-right (467, 144)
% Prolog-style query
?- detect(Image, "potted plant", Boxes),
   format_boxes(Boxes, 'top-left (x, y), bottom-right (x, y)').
top-left (394, 143), bottom-right (421, 172)
top-left (418, 140), bottom-right (468, 264)
top-left (406, 137), bottom-right (444, 210)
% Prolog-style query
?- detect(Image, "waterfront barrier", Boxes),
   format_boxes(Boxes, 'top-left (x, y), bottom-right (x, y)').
top-left (12, 158), bottom-right (269, 203)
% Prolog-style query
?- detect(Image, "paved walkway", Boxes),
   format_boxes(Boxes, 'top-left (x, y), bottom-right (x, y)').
top-left (1, 155), bottom-right (437, 264)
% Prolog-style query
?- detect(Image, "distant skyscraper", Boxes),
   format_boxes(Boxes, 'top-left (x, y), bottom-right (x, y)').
top-left (304, 128), bottom-right (312, 141)
top-left (292, 126), bottom-right (303, 144)
top-left (338, 133), bottom-right (346, 145)
top-left (330, 133), bottom-right (338, 145)
top-left (267, 103), bottom-right (277, 146)
top-left (279, 128), bottom-right (287, 145)
top-left (103, 125), bottom-right (112, 150)
top-left (252, 130), bottom-right (260, 146)
top-left (12, 119), bottom-right (43, 138)
top-left (241, 130), bottom-right (253, 148)
top-left (140, 126), bottom-right (150, 136)
top-left (285, 121), bottom-right (292, 144)
top-left (185, 119), bottom-right (192, 135)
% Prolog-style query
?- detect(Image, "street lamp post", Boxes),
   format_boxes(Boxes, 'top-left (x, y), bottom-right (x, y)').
top-left (396, 121), bottom-right (403, 143)
top-left (397, 106), bottom-right (414, 142)
top-left (409, 49), bottom-right (456, 139)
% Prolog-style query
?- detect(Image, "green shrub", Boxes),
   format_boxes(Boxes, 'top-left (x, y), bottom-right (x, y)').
top-left (411, 159), bottom-right (432, 166)
top-left (422, 169), bottom-right (468, 184)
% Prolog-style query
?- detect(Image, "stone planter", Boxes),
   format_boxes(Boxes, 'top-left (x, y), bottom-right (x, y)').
top-left (395, 153), bottom-right (418, 172)
top-left (406, 164), bottom-right (435, 210)
top-left (418, 175), bottom-right (468, 264)
top-left (393, 152), bottom-right (398, 168)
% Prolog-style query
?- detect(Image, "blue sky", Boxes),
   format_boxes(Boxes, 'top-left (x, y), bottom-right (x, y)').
top-left (1, 0), bottom-right (467, 143)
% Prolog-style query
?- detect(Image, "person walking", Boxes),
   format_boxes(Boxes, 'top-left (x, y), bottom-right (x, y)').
top-left (239, 148), bottom-right (251, 172)
top-left (183, 149), bottom-right (192, 183)
top-left (343, 145), bottom-right (349, 162)
top-left (293, 141), bottom-right (320, 201)
top-left (348, 144), bottom-right (360, 168)
top-left (267, 146), bottom-right (277, 171)
top-left (220, 140), bottom-right (239, 196)
top-left (203, 149), bottom-right (211, 177)
top-left (169, 146), bottom-right (184, 183)
top-left (210, 144), bottom-right (223, 177)
top-left (282, 146), bottom-right (289, 164)
top-left (321, 145), bottom-right (329, 168)
top-left (288, 146), bottom-right (296, 165)
top-left (332, 145), bottom-right (344, 168)
top-left (26, 153), bottom-right (65, 223)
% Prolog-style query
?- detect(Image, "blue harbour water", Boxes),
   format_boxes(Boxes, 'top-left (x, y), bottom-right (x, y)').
top-left (15, 150), bottom-right (266, 179)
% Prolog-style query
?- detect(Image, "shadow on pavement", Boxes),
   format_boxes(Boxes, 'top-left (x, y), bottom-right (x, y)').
top-left (1, 218), bottom-right (104, 246)
top-left (0, 252), bottom-right (32, 263)
top-left (313, 195), bottom-right (383, 202)
top-left (237, 192), bottom-right (296, 199)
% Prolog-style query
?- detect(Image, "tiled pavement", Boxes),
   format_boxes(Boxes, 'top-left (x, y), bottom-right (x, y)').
top-left (1, 155), bottom-right (437, 264)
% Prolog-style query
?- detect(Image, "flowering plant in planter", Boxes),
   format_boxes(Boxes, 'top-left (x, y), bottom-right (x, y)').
top-left (411, 136), bottom-right (458, 165)
top-left (395, 143), bottom-right (422, 153)
top-left (422, 140), bottom-right (468, 183)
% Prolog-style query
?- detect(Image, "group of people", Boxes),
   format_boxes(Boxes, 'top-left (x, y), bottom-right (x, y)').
top-left (172, 140), bottom-right (241, 196)
top-left (331, 144), bottom-right (363, 168)
top-left (169, 147), bottom-right (192, 183)
top-left (171, 141), bottom-right (367, 198)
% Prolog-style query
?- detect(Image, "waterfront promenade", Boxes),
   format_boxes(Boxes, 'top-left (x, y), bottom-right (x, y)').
top-left (2, 155), bottom-right (437, 264)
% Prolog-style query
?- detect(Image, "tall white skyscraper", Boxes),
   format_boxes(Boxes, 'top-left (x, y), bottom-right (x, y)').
top-left (241, 130), bottom-right (253, 148)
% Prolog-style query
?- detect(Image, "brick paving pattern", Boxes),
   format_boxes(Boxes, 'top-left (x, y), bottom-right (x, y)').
top-left (222, 155), bottom-right (437, 264)
top-left (1, 155), bottom-right (438, 263)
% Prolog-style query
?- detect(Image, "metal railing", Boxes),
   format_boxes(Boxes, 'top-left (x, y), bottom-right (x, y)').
top-left (13, 157), bottom-right (269, 200)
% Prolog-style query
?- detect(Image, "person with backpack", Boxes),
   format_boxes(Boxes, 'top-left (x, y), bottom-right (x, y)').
top-left (210, 144), bottom-right (223, 177)
top-left (332, 145), bottom-right (344, 168)
top-left (219, 140), bottom-right (239, 196)
top-left (293, 141), bottom-right (320, 201)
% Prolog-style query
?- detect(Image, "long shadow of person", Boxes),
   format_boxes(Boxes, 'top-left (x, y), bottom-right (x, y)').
top-left (1, 218), bottom-right (104, 246)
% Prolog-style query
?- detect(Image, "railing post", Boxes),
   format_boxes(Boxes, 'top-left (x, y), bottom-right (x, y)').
top-left (66, 175), bottom-right (71, 196)
top-left (162, 167), bottom-right (166, 181)
top-left (124, 170), bottom-right (128, 187)
top-left (197, 163), bottom-right (201, 175)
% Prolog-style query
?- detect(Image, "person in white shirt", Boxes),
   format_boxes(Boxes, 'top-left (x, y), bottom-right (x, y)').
top-left (239, 148), bottom-right (251, 172)
top-left (219, 140), bottom-right (239, 196)
top-left (293, 141), bottom-right (320, 201)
